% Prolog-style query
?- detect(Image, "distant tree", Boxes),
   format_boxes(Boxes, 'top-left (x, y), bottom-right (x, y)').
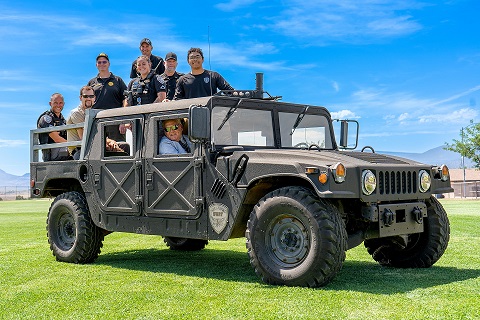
top-left (444, 120), bottom-right (480, 168)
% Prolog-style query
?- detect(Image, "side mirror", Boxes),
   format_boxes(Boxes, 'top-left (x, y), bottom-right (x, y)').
top-left (189, 105), bottom-right (211, 141)
top-left (340, 121), bottom-right (348, 148)
top-left (335, 119), bottom-right (359, 150)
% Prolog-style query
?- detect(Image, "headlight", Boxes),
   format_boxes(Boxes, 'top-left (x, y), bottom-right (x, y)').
top-left (332, 162), bottom-right (346, 183)
top-left (362, 170), bottom-right (376, 195)
top-left (419, 170), bottom-right (431, 193)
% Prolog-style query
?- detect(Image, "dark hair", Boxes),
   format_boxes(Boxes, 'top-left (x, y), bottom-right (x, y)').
top-left (187, 47), bottom-right (203, 60)
top-left (80, 85), bottom-right (94, 96)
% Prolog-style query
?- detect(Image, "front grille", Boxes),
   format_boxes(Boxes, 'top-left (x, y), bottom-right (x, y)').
top-left (378, 171), bottom-right (417, 195)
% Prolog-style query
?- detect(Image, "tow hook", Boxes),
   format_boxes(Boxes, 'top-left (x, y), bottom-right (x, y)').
top-left (412, 206), bottom-right (423, 224)
top-left (382, 209), bottom-right (394, 227)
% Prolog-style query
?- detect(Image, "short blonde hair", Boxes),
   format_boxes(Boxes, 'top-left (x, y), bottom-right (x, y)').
top-left (162, 118), bottom-right (182, 128)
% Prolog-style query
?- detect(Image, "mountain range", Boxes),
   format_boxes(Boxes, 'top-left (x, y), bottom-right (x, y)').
top-left (0, 146), bottom-right (472, 187)
top-left (0, 169), bottom-right (30, 187)
top-left (379, 145), bottom-right (472, 169)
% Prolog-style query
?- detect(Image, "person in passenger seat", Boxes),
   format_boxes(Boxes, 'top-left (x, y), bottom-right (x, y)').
top-left (159, 118), bottom-right (192, 154)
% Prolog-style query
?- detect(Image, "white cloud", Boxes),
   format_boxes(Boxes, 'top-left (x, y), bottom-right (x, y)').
top-left (330, 109), bottom-right (358, 119)
top-left (261, 0), bottom-right (425, 44)
top-left (0, 139), bottom-right (27, 147)
top-left (215, 0), bottom-right (262, 12)
top-left (398, 113), bottom-right (410, 121)
top-left (332, 81), bottom-right (339, 92)
top-left (418, 108), bottom-right (478, 124)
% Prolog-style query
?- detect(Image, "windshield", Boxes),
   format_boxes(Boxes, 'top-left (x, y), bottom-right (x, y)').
top-left (279, 112), bottom-right (333, 149)
top-left (212, 107), bottom-right (274, 146)
top-left (211, 106), bottom-right (334, 149)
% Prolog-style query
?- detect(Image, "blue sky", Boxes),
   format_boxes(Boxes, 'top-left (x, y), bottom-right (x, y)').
top-left (0, 0), bottom-right (479, 175)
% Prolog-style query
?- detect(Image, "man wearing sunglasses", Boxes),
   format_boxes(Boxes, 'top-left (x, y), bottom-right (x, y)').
top-left (66, 86), bottom-right (95, 159)
top-left (159, 118), bottom-right (192, 155)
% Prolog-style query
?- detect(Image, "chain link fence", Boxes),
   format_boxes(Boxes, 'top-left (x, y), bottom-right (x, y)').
top-left (0, 186), bottom-right (30, 201)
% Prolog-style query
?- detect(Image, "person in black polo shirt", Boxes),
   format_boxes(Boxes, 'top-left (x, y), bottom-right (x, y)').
top-left (161, 52), bottom-right (184, 101)
top-left (37, 93), bottom-right (71, 161)
top-left (129, 38), bottom-right (165, 79)
top-left (87, 52), bottom-right (127, 141)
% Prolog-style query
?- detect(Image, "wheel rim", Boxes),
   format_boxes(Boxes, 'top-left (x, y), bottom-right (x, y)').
top-left (268, 215), bottom-right (309, 267)
top-left (56, 208), bottom-right (76, 251)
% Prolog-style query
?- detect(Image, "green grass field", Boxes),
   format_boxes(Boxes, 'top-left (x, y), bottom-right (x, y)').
top-left (1, 199), bottom-right (478, 319)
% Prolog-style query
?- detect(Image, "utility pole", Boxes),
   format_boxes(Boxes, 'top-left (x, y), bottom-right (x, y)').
top-left (462, 127), bottom-right (466, 198)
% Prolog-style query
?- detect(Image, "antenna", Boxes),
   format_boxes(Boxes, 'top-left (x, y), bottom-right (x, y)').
top-left (208, 26), bottom-right (212, 70)
top-left (208, 26), bottom-right (213, 96)
top-left (207, 25), bottom-right (215, 150)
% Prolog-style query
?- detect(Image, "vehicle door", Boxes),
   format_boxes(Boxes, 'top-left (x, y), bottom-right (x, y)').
top-left (88, 117), bottom-right (143, 215)
top-left (143, 113), bottom-right (203, 218)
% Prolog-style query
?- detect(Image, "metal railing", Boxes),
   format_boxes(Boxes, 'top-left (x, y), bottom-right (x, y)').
top-left (30, 123), bottom-right (84, 162)
top-left (30, 109), bottom-right (99, 162)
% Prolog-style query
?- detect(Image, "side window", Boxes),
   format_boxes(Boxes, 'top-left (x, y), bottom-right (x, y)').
top-left (157, 116), bottom-right (191, 155)
top-left (103, 122), bottom-right (134, 158)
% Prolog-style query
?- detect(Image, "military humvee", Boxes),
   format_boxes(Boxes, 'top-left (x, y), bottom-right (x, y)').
top-left (30, 74), bottom-right (452, 287)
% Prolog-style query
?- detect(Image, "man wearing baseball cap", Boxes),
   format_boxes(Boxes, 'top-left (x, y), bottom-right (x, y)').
top-left (129, 38), bottom-right (165, 78)
top-left (161, 52), bottom-right (184, 101)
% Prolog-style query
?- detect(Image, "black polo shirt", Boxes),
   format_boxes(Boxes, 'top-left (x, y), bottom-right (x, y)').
top-left (87, 72), bottom-right (127, 110)
top-left (161, 71), bottom-right (184, 100)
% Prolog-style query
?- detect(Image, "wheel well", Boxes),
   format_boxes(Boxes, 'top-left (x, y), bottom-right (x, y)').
top-left (229, 176), bottom-right (314, 238)
top-left (42, 178), bottom-right (83, 198)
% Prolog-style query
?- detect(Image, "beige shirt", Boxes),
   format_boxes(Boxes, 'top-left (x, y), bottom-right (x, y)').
top-left (66, 106), bottom-right (85, 153)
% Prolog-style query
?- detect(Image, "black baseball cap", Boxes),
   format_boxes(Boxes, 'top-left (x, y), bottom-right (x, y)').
top-left (140, 38), bottom-right (152, 46)
top-left (165, 52), bottom-right (177, 61)
top-left (96, 52), bottom-right (109, 61)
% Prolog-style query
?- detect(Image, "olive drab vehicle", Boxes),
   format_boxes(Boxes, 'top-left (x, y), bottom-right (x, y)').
top-left (30, 73), bottom-right (453, 287)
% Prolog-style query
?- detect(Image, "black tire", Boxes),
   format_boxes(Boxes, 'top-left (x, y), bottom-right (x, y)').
top-left (246, 187), bottom-right (347, 287)
top-left (163, 237), bottom-right (208, 251)
top-left (364, 196), bottom-right (450, 268)
top-left (46, 191), bottom-right (104, 263)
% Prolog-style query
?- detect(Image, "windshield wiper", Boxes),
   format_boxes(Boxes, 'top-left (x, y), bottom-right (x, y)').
top-left (290, 106), bottom-right (309, 135)
top-left (217, 105), bottom-right (239, 130)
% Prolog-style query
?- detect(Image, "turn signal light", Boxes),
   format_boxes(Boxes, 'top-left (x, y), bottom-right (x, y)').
top-left (319, 172), bottom-right (328, 184)
top-left (440, 164), bottom-right (449, 181)
top-left (332, 163), bottom-right (346, 183)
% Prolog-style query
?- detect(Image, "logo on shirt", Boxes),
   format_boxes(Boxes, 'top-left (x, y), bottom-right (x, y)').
top-left (108, 82), bottom-right (114, 86)
top-left (204, 77), bottom-right (210, 84)
top-left (43, 115), bottom-right (53, 124)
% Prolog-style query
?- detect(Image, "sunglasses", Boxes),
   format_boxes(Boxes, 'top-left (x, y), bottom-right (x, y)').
top-left (164, 124), bottom-right (180, 132)
top-left (82, 94), bottom-right (95, 98)
top-left (97, 60), bottom-right (108, 64)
